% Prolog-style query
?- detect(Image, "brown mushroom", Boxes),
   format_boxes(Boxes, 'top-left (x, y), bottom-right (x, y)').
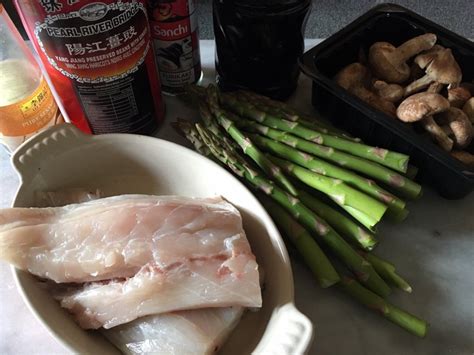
top-left (397, 92), bottom-right (453, 151)
top-left (427, 82), bottom-right (444, 94)
top-left (448, 87), bottom-right (472, 108)
top-left (397, 92), bottom-right (450, 122)
top-left (372, 80), bottom-right (404, 103)
top-left (462, 97), bottom-right (474, 124)
top-left (368, 33), bottom-right (437, 84)
top-left (405, 48), bottom-right (462, 96)
top-left (450, 151), bottom-right (474, 168)
top-left (436, 107), bottom-right (473, 149)
top-left (412, 44), bottom-right (445, 68)
top-left (335, 63), bottom-right (396, 117)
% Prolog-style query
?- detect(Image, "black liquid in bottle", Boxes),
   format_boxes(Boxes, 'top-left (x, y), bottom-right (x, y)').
top-left (213, 0), bottom-right (311, 100)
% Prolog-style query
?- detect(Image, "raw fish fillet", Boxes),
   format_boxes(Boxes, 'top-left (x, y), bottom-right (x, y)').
top-left (0, 194), bottom-right (261, 328)
top-left (38, 190), bottom-right (246, 354)
top-left (55, 253), bottom-right (259, 329)
top-left (0, 195), bottom-right (256, 283)
top-left (103, 307), bottom-right (244, 355)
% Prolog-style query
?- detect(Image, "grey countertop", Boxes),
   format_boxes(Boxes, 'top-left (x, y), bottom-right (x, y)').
top-left (196, 0), bottom-right (474, 40)
top-left (5, 1), bottom-right (474, 40)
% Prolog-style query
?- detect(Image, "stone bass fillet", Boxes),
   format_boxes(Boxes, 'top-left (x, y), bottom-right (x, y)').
top-left (0, 195), bottom-right (261, 328)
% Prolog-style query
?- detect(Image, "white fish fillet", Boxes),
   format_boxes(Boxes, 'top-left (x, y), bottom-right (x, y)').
top-left (55, 253), bottom-right (259, 329)
top-left (102, 307), bottom-right (244, 355)
top-left (0, 194), bottom-right (261, 329)
top-left (0, 195), bottom-right (255, 283)
top-left (37, 189), bottom-right (246, 354)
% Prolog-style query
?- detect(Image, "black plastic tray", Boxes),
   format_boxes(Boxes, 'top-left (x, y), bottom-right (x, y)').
top-left (299, 3), bottom-right (474, 199)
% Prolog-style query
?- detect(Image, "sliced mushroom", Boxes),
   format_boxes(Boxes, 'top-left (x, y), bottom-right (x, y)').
top-left (436, 108), bottom-right (473, 149)
top-left (448, 87), bottom-right (471, 108)
top-left (404, 48), bottom-right (462, 96)
top-left (372, 80), bottom-right (404, 103)
top-left (451, 151), bottom-right (474, 168)
top-left (397, 93), bottom-right (453, 151)
top-left (462, 97), bottom-right (474, 124)
top-left (335, 63), bottom-right (396, 117)
top-left (368, 33), bottom-right (437, 84)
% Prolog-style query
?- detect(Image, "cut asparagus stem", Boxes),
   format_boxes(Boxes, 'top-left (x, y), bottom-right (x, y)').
top-left (248, 132), bottom-right (408, 216)
top-left (268, 155), bottom-right (388, 229)
top-left (297, 188), bottom-right (378, 251)
top-left (195, 124), bottom-right (390, 297)
top-left (260, 196), bottom-right (340, 288)
top-left (339, 275), bottom-right (426, 337)
top-left (360, 252), bottom-right (412, 293)
top-left (234, 119), bottom-right (421, 200)
top-left (405, 164), bottom-right (419, 180)
top-left (221, 93), bottom-right (409, 173)
top-left (206, 86), bottom-right (298, 196)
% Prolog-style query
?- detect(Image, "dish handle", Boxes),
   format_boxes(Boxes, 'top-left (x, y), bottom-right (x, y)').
top-left (254, 303), bottom-right (313, 355)
top-left (11, 124), bottom-right (87, 178)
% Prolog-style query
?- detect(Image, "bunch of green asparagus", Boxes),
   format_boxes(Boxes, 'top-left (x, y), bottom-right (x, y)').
top-left (173, 84), bottom-right (427, 337)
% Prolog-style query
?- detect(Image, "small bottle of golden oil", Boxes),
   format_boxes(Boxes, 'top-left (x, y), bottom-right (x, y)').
top-left (0, 5), bottom-right (63, 153)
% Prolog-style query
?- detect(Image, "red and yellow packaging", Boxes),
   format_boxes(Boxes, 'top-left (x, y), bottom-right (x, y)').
top-left (14, 0), bottom-right (165, 135)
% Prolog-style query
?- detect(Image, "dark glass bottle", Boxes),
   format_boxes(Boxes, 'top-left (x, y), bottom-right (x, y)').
top-left (213, 0), bottom-right (311, 100)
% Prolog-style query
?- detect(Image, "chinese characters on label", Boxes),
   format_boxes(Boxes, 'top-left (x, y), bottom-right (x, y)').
top-left (64, 26), bottom-right (138, 55)
top-left (40, 0), bottom-right (62, 13)
top-left (39, 0), bottom-right (85, 12)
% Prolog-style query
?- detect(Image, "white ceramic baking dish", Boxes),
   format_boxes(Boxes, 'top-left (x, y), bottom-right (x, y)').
top-left (10, 124), bottom-right (313, 354)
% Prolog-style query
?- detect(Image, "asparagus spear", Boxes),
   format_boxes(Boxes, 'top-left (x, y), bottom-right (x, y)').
top-left (269, 155), bottom-right (388, 230)
top-left (221, 93), bottom-right (409, 173)
top-left (248, 133), bottom-right (408, 217)
top-left (360, 252), bottom-right (412, 293)
top-left (198, 101), bottom-right (241, 152)
top-left (297, 188), bottom-right (377, 251)
top-left (339, 275), bottom-right (427, 337)
top-left (260, 196), bottom-right (340, 288)
top-left (236, 90), bottom-right (359, 141)
top-left (234, 119), bottom-right (421, 200)
top-left (205, 86), bottom-right (298, 196)
top-left (172, 119), bottom-right (214, 158)
top-left (174, 114), bottom-right (377, 247)
top-left (195, 124), bottom-right (390, 297)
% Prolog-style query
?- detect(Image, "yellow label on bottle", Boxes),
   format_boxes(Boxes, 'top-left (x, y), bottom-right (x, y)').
top-left (0, 77), bottom-right (61, 137)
